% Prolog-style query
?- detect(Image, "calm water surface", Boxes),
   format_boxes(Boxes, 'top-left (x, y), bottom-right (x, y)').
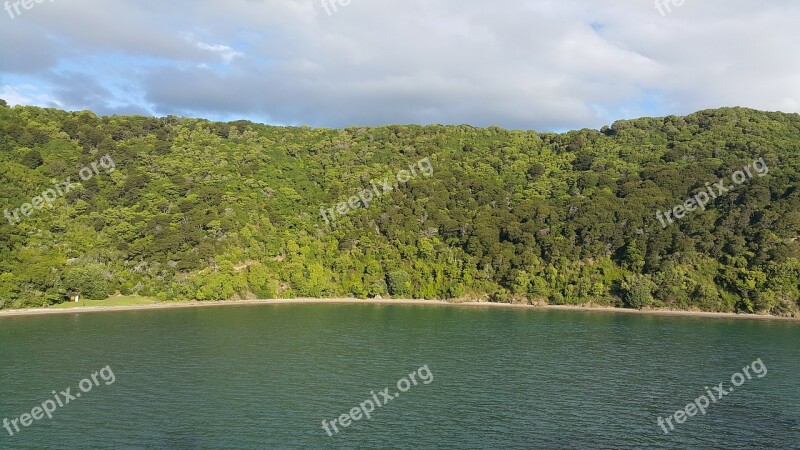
top-left (1, 304), bottom-right (798, 449)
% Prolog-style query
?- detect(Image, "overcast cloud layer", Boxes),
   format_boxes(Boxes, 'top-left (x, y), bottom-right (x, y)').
top-left (1, 0), bottom-right (799, 130)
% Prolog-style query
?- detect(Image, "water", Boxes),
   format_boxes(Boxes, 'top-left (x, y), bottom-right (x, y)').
top-left (1, 304), bottom-right (798, 449)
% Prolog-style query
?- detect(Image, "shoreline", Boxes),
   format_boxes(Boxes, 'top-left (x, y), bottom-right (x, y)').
top-left (0, 298), bottom-right (798, 322)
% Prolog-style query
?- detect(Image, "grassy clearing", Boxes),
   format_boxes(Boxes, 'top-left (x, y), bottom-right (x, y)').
top-left (51, 295), bottom-right (161, 309)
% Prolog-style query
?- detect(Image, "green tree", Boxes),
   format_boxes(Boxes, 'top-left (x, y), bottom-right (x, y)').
top-left (63, 264), bottom-right (111, 300)
top-left (620, 274), bottom-right (655, 310)
top-left (0, 273), bottom-right (17, 307)
top-left (387, 269), bottom-right (412, 297)
top-left (21, 149), bottom-right (44, 169)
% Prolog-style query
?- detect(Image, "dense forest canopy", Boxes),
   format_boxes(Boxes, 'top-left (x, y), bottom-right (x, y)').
top-left (0, 102), bottom-right (798, 315)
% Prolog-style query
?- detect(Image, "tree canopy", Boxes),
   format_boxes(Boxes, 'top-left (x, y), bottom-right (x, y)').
top-left (0, 104), bottom-right (798, 315)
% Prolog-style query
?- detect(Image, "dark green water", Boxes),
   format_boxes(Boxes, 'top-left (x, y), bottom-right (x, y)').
top-left (1, 304), bottom-right (798, 449)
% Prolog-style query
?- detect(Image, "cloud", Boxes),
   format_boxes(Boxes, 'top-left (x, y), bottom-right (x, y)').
top-left (1, 0), bottom-right (798, 130)
top-left (0, 84), bottom-right (62, 108)
top-left (0, 21), bottom-right (59, 74)
top-left (43, 71), bottom-right (151, 116)
top-left (181, 32), bottom-right (244, 64)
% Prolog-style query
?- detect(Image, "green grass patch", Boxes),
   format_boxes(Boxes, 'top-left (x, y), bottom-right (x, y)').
top-left (51, 295), bottom-right (161, 309)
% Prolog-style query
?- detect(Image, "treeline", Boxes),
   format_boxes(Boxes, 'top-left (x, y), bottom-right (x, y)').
top-left (0, 101), bottom-right (798, 315)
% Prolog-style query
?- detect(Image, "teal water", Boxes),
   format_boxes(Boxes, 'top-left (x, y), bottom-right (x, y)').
top-left (1, 304), bottom-right (798, 449)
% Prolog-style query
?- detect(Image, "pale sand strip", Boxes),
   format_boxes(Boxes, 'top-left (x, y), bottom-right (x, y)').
top-left (0, 298), bottom-right (798, 322)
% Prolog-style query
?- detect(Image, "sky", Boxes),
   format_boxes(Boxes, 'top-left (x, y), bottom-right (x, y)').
top-left (1, 0), bottom-right (799, 131)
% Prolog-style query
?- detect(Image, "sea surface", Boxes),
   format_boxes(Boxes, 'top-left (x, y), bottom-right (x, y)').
top-left (1, 304), bottom-right (798, 449)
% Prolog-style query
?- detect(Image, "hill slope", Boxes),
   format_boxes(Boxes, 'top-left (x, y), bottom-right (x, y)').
top-left (0, 104), bottom-right (798, 315)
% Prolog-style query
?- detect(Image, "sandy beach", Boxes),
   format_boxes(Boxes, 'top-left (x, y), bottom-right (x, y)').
top-left (0, 298), bottom-right (798, 321)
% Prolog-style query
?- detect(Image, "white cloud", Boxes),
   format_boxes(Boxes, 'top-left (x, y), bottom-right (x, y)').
top-left (0, 85), bottom-right (62, 108)
top-left (1, 0), bottom-right (798, 129)
top-left (181, 32), bottom-right (244, 63)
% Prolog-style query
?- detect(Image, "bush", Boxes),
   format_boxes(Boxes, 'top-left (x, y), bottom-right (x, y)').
top-left (549, 292), bottom-right (565, 305)
top-left (489, 288), bottom-right (511, 303)
top-left (63, 264), bottom-right (111, 300)
top-left (367, 279), bottom-right (388, 298)
top-left (21, 149), bottom-right (44, 169)
top-left (386, 270), bottom-right (412, 297)
top-left (620, 274), bottom-right (654, 310)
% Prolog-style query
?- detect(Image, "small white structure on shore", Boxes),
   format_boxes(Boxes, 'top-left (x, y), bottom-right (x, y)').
top-left (69, 292), bottom-right (80, 303)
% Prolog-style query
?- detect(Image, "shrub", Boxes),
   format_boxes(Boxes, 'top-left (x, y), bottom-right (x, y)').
top-left (620, 274), bottom-right (655, 310)
top-left (63, 264), bottom-right (111, 300)
top-left (387, 270), bottom-right (412, 297)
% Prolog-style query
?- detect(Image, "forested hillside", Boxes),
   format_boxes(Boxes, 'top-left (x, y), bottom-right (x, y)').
top-left (1, 102), bottom-right (798, 315)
